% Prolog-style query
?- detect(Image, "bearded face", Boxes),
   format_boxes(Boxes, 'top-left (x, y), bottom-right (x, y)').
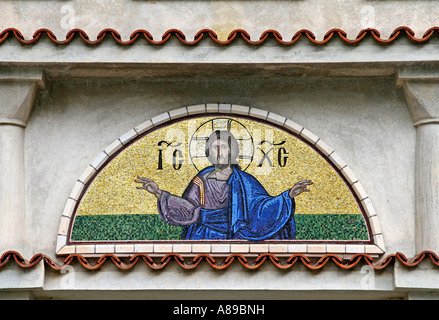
top-left (205, 130), bottom-right (239, 168)
top-left (209, 139), bottom-right (230, 166)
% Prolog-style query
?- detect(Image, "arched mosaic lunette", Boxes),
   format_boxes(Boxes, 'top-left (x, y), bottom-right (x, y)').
top-left (56, 103), bottom-right (385, 257)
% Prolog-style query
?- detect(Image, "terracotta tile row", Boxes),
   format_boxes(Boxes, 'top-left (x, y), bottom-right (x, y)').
top-left (1, 250), bottom-right (438, 271)
top-left (0, 27), bottom-right (438, 46)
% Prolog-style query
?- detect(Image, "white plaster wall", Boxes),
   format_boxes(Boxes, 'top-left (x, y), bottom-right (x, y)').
top-left (24, 75), bottom-right (415, 261)
top-left (40, 262), bottom-right (398, 300)
top-left (0, 0), bottom-right (433, 300)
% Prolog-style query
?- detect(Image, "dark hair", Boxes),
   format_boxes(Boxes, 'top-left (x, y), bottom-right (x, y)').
top-left (205, 130), bottom-right (240, 167)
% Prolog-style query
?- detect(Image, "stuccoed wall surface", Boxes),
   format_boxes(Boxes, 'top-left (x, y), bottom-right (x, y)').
top-left (25, 76), bottom-right (415, 260)
top-left (0, 0), bottom-right (434, 299)
top-left (2, 74), bottom-right (417, 299)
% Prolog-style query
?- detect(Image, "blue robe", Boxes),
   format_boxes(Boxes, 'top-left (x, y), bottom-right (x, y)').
top-left (183, 166), bottom-right (295, 241)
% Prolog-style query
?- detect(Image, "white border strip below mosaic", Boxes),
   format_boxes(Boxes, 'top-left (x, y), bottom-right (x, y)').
top-left (56, 103), bottom-right (385, 257)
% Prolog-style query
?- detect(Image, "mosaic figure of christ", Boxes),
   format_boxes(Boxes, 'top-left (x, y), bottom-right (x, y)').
top-left (135, 130), bottom-right (313, 240)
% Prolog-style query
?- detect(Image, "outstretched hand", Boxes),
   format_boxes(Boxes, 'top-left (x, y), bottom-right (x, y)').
top-left (289, 179), bottom-right (313, 198)
top-left (135, 177), bottom-right (162, 199)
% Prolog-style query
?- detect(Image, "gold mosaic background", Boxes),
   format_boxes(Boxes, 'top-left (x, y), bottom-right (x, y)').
top-left (76, 116), bottom-right (361, 216)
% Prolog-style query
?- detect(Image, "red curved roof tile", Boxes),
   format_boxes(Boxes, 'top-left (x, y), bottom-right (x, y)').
top-left (1, 250), bottom-right (438, 271)
top-left (0, 27), bottom-right (438, 46)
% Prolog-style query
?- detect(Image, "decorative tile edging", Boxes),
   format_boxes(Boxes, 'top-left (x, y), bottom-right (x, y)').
top-left (3, 250), bottom-right (439, 271)
top-left (1, 27), bottom-right (438, 46)
top-left (56, 103), bottom-right (385, 258)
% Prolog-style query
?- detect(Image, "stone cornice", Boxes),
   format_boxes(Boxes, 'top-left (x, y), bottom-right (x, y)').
top-left (0, 67), bottom-right (45, 126)
top-left (397, 67), bottom-right (439, 127)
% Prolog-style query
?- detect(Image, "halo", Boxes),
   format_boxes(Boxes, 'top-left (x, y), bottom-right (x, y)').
top-left (189, 117), bottom-right (254, 171)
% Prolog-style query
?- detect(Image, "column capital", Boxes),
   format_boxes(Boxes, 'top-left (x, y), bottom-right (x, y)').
top-left (0, 67), bottom-right (45, 88)
top-left (397, 66), bottom-right (439, 126)
top-left (0, 67), bottom-right (45, 127)
top-left (397, 66), bottom-right (439, 84)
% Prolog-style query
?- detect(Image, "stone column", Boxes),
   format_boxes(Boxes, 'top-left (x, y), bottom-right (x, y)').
top-left (0, 68), bottom-right (45, 256)
top-left (398, 67), bottom-right (439, 253)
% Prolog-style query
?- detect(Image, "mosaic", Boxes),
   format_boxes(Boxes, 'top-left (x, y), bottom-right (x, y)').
top-left (69, 115), bottom-right (370, 242)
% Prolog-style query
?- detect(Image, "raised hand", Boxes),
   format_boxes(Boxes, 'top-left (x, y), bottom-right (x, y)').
top-left (289, 179), bottom-right (313, 198)
top-left (134, 177), bottom-right (162, 199)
